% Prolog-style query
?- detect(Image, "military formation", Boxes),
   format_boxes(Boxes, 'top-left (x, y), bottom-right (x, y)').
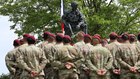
top-left (5, 31), bottom-right (140, 79)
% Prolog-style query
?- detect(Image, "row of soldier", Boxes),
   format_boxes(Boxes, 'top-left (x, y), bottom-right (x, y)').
top-left (5, 31), bottom-right (140, 79)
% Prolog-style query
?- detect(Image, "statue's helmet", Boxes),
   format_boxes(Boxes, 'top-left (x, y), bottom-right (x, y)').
top-left (71, 1), bottom-right (78, 9)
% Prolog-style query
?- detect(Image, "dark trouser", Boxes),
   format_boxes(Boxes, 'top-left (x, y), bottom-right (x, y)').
top-left (79, 70), bottom-right (90, 79)
top-left (44, 67), bottom-right (56, 79)
top-left (110, 70), bottom-right (120, 79)
top-left (120, 69), bottom-right (140, 79)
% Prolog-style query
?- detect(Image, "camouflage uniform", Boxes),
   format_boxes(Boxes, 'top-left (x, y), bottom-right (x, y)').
top-left (116, 42), bottom-right (140, 79)
top-left (74, 41), bottom-right (85, 54)
top-left (105, 41), bottom-right (121, 79)
top-left (5, 47), bottom-right (19, 79)
top-left (74, 41), bottom-right (87, 79)
top-left (9, 43), bottom-right (28, 79)
top-left (50, 43), bottom-right (63, 79)
top-left (86, 44), bottom-right (113, 79)
top-left (43, 42), bottom-right (55, 79)
top-left (136, 41), bottom-right (140, 73)
top-left (16, 45), bottom-right (48, 79)
top-left (51, 43), bottom-right (79, 79)
top-left (79, 43), bottom-right (93, 79)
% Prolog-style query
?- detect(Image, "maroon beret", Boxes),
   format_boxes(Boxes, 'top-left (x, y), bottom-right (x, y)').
top-left (121, 33), bottom-right (129, 40)
top-left (129, 34), bottom-right (135, 37)
top-left (64, 35), bottom-right (71, 41)
top-left (13, 39), bottom-right (20, 45)
top-left (44, 31), bottom-right (50, 35)
top-left (28, 35), bottom-right (36, 41)
top-left (56, 33), bottom-right (64, 38)
top-left (94, 34), bottom-right (101, 39)
top-left (23, 34), bottom-right (30, 38)
top-left (49, 33), bottom-right (55, 38)
top-left (92, 35), bottom-right (101, 42)
top-left (84, 34), bottom-right (92, 40)
top-left (109, 32), bottom-right (118, 37)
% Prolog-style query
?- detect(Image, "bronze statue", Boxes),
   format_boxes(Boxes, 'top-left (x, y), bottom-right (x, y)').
top-left (62, 2), bottom-right (87, 36)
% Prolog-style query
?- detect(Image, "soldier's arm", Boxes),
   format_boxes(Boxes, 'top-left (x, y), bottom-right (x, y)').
top-left (51, 47), bottom-right (65, 69)
top-left (44, 46), bottom-right (53, 62)
top-left (116, 49), bottom-right (131, 68)
top-left (85, 51), bottom-right (98, 71)
top-left (69, 46), bottom-right (84, 68)
top-left (39, 49), bottom-right (48, 72)
top-left (85, 58), bottom-right (98, 71)
top-left (134, 47), bottom-right (140, 70)
top-left (5, 53), bottom-right (16, 74)
top-left (105, 50), bottom-right (113, 70)
top-left (16, 49), bottom-right (32, 72)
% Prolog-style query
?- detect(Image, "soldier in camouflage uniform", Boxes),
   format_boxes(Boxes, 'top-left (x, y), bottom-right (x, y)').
top-left (105, 32), bottom-right (121, 79)
top-left (78, 34), bottom-right (93, 79)
top-left (16, 35), bottom-right (48, 79)
top-left (136, 33), bottom-right (140, 73)
top-left (50, 33), bottom-right (64, 79)
top-left (5, 39), bottom-right (21, 79)
top-left (43, 33), bottom-right (56, 79)
top-left (116, 33), bottom-right (140, 79)
top-left (8, 34), bottom-right (30, 79)
top-left (60, 35), bottom-right (80, 79)
top-left (73, 31), bottom-right (88, 79)
top-left (85, 35), bottom-right (113, 79)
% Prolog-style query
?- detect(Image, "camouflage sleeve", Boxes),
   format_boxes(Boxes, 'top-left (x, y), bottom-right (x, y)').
top-left (51, 47), bottom-right (65, 69)
top-left (5, 53), bottom-right (16, 74)
top-left (16, 49), bottom-right (31, 72)
top-left (105, 50), bottom-right (113, 70)
top-left (85, 51), bottom-right (98, 71)
top-left (85, 59), bottom-right (98, 71)
top-left (134, 47), bottom-right (140, 70)
top-left (44, 46), bottom-right (53, 62)
top-left (115, 48), bottom-right (131, 68)
top-left (38, 49), bottom-right (48, 72)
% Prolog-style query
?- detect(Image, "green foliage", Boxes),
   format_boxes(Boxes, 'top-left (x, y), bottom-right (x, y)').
top-left (0, 74), bottom-right (9, 79)
top-left (0, 0), bottom-right (140, 38)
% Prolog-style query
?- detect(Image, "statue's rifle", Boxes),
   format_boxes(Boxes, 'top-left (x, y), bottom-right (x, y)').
top-left (68, 24), bottom-right (74, 36)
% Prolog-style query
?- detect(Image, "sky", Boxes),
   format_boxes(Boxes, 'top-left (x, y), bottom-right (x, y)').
top-left (0, 15), bottom-right (18, 75)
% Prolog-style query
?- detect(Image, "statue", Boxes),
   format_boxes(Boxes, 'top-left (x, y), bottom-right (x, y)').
top-left (62, 1), bottom-right (87, 36)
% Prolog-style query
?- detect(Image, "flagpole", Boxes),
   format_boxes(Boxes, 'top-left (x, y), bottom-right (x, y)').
top-left (60, 0), bottom-right (65, 35)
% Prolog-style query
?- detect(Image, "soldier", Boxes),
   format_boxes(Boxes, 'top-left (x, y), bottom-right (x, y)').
top-left (50, 33), bottom-right (64, 79)
top-left (85, 35), bottom-right (113, 79)
top-left (116, 33), bottom-right (140, 79)
top-left (73, 31), bottom-right (86, 79)
top-left (16, 35), bottom-right (48, 79)
top-left (60, 35), bottom-right (80, 79)
top-left (105, 32), bottom-right (121, 79)
top-left (9, 34), bottom-right (30, 79)
top-left (43, 33), bottom-right (56, 79)
top-left (5, 39), bottom-right (21, 79)
top-left (79, 34), bottom-right (93, 79)
top-left (51, 34), bottom-right (75, 79)
top-left (38, 31), bottom-right (50, 49)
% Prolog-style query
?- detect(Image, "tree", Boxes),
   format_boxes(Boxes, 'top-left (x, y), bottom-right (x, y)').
top-left (0, 0), bottom-right (140, 38)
